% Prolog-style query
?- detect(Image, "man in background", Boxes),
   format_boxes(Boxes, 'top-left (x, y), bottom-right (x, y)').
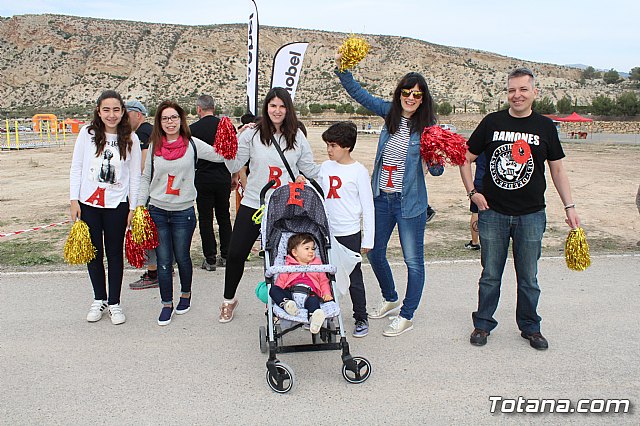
top-left (190, 95), bottom-right (235, 271)
top-left (126, 100), bottom-right (158, 290)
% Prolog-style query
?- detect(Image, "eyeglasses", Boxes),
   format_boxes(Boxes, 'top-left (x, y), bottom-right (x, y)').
top-left (160, 115), bottom-right (180, 123)
top-left (400, 89), bottom-right (423, 100)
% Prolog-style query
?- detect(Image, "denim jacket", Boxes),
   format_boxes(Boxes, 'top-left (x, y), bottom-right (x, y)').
top-left (336, 69), bottom-right (444, 218)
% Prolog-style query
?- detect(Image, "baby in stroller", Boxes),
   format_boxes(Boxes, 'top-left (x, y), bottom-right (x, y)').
top-left (269, 232), bottom-right (334, 334)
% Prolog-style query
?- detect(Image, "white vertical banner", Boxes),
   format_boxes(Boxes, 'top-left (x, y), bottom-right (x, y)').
top-left (247, 0), bottom-right (259, 115)
top-left (270, 42), bottom-right (309, 103)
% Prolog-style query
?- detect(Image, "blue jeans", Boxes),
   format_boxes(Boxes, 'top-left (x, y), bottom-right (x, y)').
top-left (149, 206), bottom-right (197, 305)
top-left (366, 192), bottom-right (427, 320)
top-left (473, 209), bottom-right (546, 334)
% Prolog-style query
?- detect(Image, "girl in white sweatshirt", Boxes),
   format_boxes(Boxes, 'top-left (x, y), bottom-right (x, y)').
top-left (69, 90), bottom-right (141, 325)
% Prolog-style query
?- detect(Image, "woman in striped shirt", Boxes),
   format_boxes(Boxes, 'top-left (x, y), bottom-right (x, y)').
top-left (335, 57), bottom-right (444, 337)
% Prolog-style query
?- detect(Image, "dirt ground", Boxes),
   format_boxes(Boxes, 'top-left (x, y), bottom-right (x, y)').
top-left (1, 126), bottom-right (639, 269)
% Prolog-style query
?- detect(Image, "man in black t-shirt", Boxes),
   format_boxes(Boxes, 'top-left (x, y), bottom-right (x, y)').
top-left (190, 95), bottom-right (235, 271)
top-left (126, 100), bottom-right (159, 290)
top-left (459, 68), bottom-right (580, 350)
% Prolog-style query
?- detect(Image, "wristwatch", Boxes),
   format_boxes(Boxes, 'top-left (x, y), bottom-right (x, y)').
top-left (468, 189), bottom-right (478, 199)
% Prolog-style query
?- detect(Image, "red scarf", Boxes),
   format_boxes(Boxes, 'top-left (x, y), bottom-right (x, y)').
top-left (158, 135), bottom-right (187, 160)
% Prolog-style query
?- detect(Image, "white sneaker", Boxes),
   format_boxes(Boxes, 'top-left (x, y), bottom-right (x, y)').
top-left (383, 316), bottom-right (414, 337)
top-left (108, 304), bottom-right (126, 325)
top-left (369, 300), bottom-right (401, 319)
top-left (87, 300), bottom-right (108, 322)
top-left (283, 300), bottom-right (299, 316)
top-left (309, 309), bottom-right (326, 334)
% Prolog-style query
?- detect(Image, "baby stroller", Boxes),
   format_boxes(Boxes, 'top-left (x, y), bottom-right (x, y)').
top-left (257, 181), bottom-right (372, 393)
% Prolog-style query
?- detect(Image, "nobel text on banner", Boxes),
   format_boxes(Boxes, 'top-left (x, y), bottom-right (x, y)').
top-left (270, 42), bottom-right (309, 103)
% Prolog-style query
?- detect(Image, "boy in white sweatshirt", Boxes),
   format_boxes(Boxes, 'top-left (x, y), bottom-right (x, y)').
top-left (318, 122), bottom-right (374, 337)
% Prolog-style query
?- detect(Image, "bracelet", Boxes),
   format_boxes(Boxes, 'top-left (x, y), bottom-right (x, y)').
top-left (564, 203), bottom-right (576, 211)
top-left (467, 189), bottom-right (478, 199)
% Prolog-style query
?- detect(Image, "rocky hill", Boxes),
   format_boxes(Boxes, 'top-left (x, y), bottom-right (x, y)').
top-left (0, 14), bottom-right (636, 115)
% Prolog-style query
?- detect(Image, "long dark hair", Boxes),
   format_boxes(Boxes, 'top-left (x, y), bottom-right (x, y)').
top-left (256, 87), bottom-right (299, 151)
top-left (150, 100), bottom-right (191, 155)
top-left (385, 72), bottom-right (437, 135)
top-left (88, 90), bottom-right (133, 160)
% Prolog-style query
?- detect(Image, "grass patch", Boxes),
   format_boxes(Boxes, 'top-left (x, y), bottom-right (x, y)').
top-left (0, 239), bottom-right (64, 266)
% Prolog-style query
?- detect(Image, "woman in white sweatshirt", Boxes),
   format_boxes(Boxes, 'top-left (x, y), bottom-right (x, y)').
top-left (219, 87), bottom-right (320, 323)
top-left (137, 100), bottom-right (225, 326)
top-left (69, 90), bottom-right (141, 325)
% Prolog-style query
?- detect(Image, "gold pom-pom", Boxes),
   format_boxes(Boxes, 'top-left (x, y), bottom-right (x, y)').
top-left (338, 35), bottom-right (370, 72)
top-left (64, 220), bottom-right (97, 264)
top-left (565, 227), bottom-right (591, 271)
top-left (130, 206), bottom-right (158, 248)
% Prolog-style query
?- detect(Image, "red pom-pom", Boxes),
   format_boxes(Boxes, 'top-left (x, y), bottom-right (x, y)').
top-left (141, 210), bottom-right (159, 250)
top-left (126, 230), bottom-right (147, 268)
top-left (214, 116), bottom-right (238, 159)
top-left (420, 126), bottom-right (468, 166)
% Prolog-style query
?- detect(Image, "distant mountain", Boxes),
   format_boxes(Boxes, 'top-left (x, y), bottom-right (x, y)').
top-left (566, 64), bottom-right (629, 78)
top-left (0, 14), bottom-right (636, 115)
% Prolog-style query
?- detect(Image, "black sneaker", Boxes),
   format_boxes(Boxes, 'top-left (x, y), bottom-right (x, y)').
top-left (201, 259), bottom-right (216, 271)
top-left (426, 207), bottom-right (436, 223)
top-left (129, 272), bottom-right (159, 290)
top-left (470, 328), bottom-right (489, 346)
top-left (353, 319), bottom-right (369, 338)
top-left (216, 257), bottom-right (226, 268)
top-left (465, 241), bottom-right (481, 250)
top-left (521, 331), bottom-right (549, 350)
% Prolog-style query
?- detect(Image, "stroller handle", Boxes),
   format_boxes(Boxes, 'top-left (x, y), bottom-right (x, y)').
top-left (258, 178), bottom-right (324, 205)
top-left (259, 180), bottom-right (277, 205)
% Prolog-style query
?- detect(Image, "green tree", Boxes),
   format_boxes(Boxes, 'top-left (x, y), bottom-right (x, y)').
top-left (437, 101), bottom-right (452, 116)
top-left (603, 69), bottom-right (621, 84)
top-left (556, 96), bottom-right (572, 114)
top-left (591, 95), bottom-right (615, 115)
top-left (232, 106), bottom-right (244, 117)
top-left (582, 66), bottom-right (598, 80)
top-left (308, 103), bottom-right (323, 114)
top-left (615, 92), bottom-right (639, 116)
top-left (342, 103), bottom-right (355, 114)
top-left (298, 104), bottom-right (310, 116)
top-left (335, 105), bottom-right (345, 113)
top-left (355, 105), bottom-right (376, 116)
top-left (629, 67), bottom-right (640, 81)
top-left (532, 96), bottom-right (556, 114)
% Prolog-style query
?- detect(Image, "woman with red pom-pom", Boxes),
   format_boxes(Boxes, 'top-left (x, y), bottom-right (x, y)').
top-left (334, 54), bottom-right (444, 337)
top-left (136, 100), bottom-right (226, 326)
top-left (69, 90), bottom-right (141, 325)
top-left (219, 87), bottom-right (320, 323)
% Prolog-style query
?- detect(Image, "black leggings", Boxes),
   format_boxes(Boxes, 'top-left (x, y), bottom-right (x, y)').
top-left (80, 202), bottom-right (129, 305)
top-left (223, 204), bottom-right (260, 300)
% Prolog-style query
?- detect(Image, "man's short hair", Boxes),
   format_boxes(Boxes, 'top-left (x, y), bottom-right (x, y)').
top-left (508, 67), bottom-right (536, 88)
top-left (125, 100), bottom-right (147, 115)
top-left (322, 121), bottom-right (357, 152)
top-left (196, 95), bottom-right (215, 111)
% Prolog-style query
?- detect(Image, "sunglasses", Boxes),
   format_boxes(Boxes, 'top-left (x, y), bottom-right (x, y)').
top-left (400, 89), bottom-right (423, 100)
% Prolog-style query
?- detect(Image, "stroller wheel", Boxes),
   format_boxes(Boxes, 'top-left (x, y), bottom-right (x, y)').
top-left (259, 326), bottom-right (267, 353)
top-left (342, 356), bottom-right (372, 384)
top-left (266, 362), bottom-right (295, 393)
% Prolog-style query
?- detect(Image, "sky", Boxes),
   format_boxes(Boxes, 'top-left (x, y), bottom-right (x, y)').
top-left (1, 0), bottom-right (638, 73)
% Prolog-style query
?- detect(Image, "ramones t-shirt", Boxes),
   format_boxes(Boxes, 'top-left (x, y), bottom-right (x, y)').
top-left (467, 109), bottom-right (565, 216)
